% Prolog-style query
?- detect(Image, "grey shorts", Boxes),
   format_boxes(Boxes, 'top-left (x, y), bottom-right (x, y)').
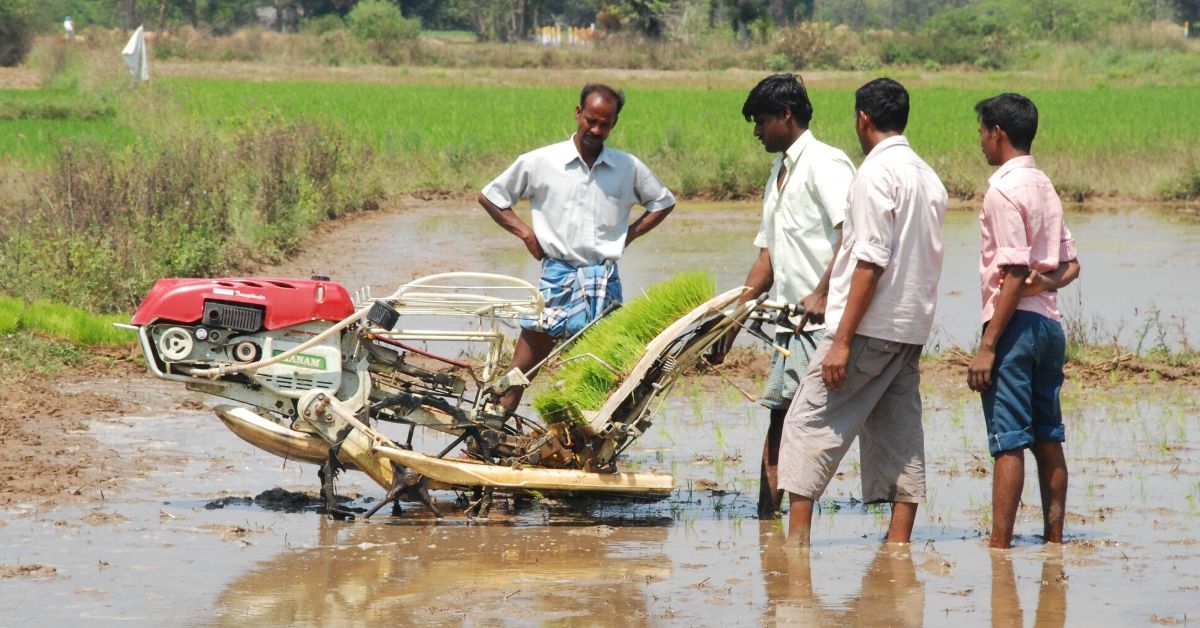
top-left (760, 329), bottom-right (825, 410)
top-left (777, 333), bottom-right (926, 504)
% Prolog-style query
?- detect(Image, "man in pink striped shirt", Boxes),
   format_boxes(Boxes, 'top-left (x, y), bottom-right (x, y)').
top-left (968, 93), bottom-right (1081, 549)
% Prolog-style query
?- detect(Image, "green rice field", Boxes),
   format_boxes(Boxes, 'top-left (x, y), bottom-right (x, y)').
top-left (3, 77), bottom-right (1199, 198)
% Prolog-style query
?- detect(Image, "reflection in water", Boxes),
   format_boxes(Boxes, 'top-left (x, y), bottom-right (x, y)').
top-left (211, 518), bottom-right (670, 626)
top-left (760, 522), bottom-right (924, 626)
top-left (990, 549), bottom-right (1067, 628)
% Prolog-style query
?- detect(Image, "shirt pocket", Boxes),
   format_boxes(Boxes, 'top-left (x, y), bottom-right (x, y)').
top-left (854, 337), bottom-right (902, 377)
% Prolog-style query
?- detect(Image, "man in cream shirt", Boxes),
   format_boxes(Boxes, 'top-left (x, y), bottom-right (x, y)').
top-left (709, 74), bottom-right (854, 518)
top-left (479, 84), bottom-right (676, 417)
top-left (778, 78), bottom-right (948, 546)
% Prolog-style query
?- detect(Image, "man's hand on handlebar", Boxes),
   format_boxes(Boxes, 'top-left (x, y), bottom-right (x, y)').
top-left (796, 290), bottom-right (827, 332)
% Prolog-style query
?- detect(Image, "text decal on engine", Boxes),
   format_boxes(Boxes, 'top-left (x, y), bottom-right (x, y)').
top-left (271, 350), bottom-right (327, 370)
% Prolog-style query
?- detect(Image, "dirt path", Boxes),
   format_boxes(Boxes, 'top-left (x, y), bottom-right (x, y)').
top-left (0, 351), bottom-right (189, 510)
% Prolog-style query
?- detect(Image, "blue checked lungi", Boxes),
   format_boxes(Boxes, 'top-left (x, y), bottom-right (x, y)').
top-left (760, 328), bottom-right (824, 410)
top-left (522, 258), bottom-right (622, 338)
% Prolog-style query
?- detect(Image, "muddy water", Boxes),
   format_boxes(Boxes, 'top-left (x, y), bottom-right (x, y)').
top-left (1, 385), bottom-right (1197, 625)
top-left (2, 201), bottom-right (1198, 625)
top-left (281, 200), bottom-right (1200, 350)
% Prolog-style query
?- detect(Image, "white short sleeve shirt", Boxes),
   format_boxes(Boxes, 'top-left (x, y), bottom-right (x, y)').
top-left (753, 130), bottom-right (855, 329)
top-left (481, 137), bottom-right (676, 267)
top-left (825, 136), bottom-right (948, 345)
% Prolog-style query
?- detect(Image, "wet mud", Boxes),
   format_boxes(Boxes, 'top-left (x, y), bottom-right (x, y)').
top-left (1, 200), bottom-right (1197, 625)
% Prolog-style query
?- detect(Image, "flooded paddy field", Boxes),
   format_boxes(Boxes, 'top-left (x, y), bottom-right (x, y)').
top-left (1, 380), bottom-right (1195, 625)
top-left (1, 200), bottom-right (1197, 625)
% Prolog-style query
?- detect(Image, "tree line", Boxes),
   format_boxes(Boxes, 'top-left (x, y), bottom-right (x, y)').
top-left (2, 0), bottom-right (1197, 67)
top-left (8, 0), bottom-right (1198, 37)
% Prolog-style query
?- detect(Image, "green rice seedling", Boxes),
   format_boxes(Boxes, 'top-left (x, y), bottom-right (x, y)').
top-left (713, 423), bottom-right (728, 454)
top-left (532, 271), bottom-right (715, 425)
top-left (689, 393), bottom-right (704, 423)
top-left (0, 296), bottom-right (23, 334)
top-left (21, 300), bottom-right (132, 346)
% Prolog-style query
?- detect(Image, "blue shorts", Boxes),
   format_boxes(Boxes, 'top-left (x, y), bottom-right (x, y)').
top-left (981, 310), bottom-right (1066, 457)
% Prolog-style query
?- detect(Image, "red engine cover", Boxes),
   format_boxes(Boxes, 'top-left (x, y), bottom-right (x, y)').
top-left (131, 277), bottom-right (355, 331)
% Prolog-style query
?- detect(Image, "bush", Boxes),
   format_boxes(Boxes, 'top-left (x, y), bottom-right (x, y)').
top-left (882, 7), bottom-right (1022, 69)
top-left (774, 22), bottom-right (837, 69)
top-left (301, 14), bottom-right (346, 35)
top-left (347, 0), bottom-right (421, 64)
top-left (0, 0), bottom-right (35, 67)
top-left (25, 37), bottom-right (85, 88)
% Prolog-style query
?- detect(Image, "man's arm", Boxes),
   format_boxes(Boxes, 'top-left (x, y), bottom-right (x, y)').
top-left (798, 228), bottom-right (843, 330)
top-left (1017, 259), bottom-right (1080, 297)
top-left (478, 193), bottom-right (543, 261)
top-left (822, 260), bottom-right (883, 390)
top-left (625, 205), bottom-right (675, 247)
top-left (707, 247), bottom-right (773, 365)
top-left (968, 266), bottom-right (1029, 392)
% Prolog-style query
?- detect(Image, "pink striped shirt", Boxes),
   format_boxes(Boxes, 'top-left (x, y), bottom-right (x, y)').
top-left (979, 155), bottom-right (1078, 323)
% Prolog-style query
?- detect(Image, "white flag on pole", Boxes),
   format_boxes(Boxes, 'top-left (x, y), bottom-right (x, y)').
top-left (121, 25), bottom-right (150, 84)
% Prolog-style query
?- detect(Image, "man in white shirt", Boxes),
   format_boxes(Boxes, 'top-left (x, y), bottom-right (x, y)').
top-left (479, 84), bottom-right (676, 416)
top-left (777, 78), bottom-right (948, 546)
top-left (708, 74), bottom-right (855, 518)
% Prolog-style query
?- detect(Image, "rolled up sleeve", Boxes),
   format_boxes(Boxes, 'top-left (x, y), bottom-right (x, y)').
top-left (984, 189), bottom-right (1031, 267)
top-left (632, 156), bottom-right (675, 212)
top-left (1059, 223), bottom-right (1078, 262)
top-left (481, 154), bottom-right (530, 209)
top-left (848, 169), bottom-right (895, 268)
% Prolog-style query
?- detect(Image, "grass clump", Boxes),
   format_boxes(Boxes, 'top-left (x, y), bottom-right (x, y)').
top-left (0, 332), bottom-right (90, 380)
top-left (533, 272), bottom-right (715, 426)
top-left (1159, 160), bottom-right (1200, 201)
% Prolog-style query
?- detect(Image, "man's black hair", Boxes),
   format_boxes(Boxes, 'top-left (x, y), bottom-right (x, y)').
top-left (741, 73), bottom-right (814, 126)
top-left (580, 83), bottom-right (625, 115)
top-left (855, 78), bottom-right (909, 134)
top-left (975, 93), bottom-right (1038, 153)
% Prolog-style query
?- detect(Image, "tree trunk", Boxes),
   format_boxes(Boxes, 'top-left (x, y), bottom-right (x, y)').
top-left (156, 0), bottom-right (168, 39)
top-left (119, 0), bottom-right (141, 31)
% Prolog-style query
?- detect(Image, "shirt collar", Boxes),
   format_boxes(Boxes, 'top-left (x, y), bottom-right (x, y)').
top-left (989, 154), bottom-right (1038, 185)
top-left (781, 130), bottom-right (813, 165)
top-left (565, 134), bottom-right (612, 168)
top-left (863, 134), bottom-right (909, 162)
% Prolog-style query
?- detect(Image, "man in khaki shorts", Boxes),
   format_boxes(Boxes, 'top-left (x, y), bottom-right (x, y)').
top-left (777, 78), bottom-right (948, 546)
top-left (707, 74), bottom-right (854, 518)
